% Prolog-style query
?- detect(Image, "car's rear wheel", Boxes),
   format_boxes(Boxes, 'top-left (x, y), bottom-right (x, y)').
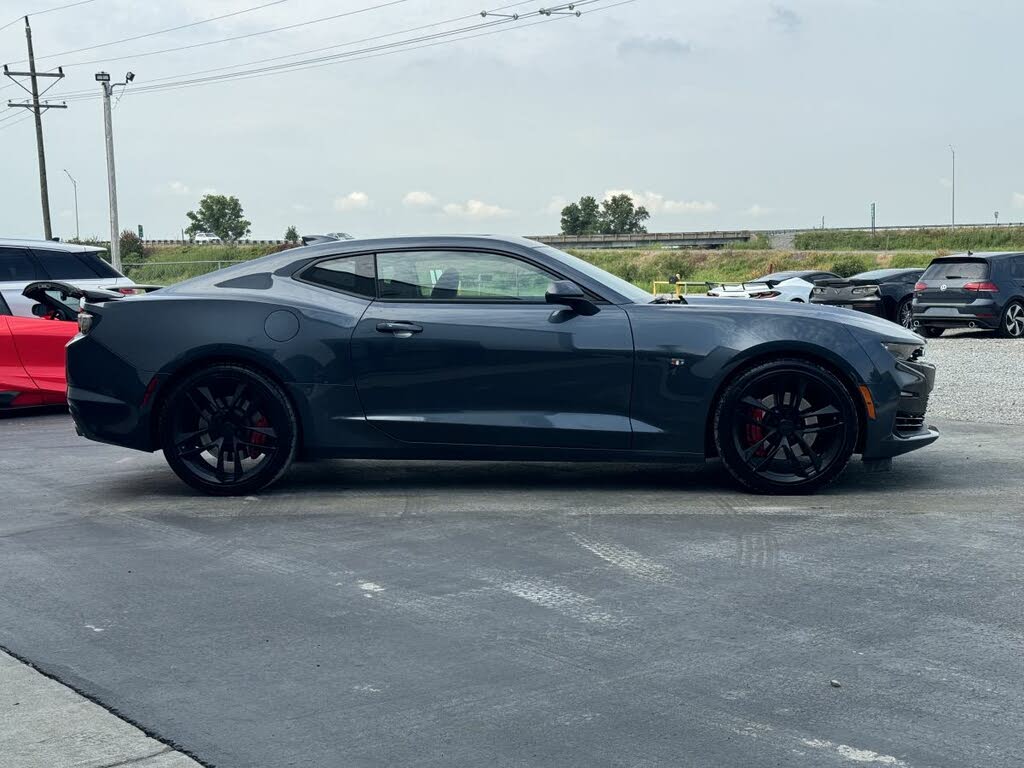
top-left (714, 359), bottom-right (858, 494)
top-left (896, 298), bottom-right (914, 329)
top-left (997, 301), bottom-right (1024, 339)
top-left (920, 326), bottom-right (944, 338)
top-left (159, 363), bottom-right (297, 495)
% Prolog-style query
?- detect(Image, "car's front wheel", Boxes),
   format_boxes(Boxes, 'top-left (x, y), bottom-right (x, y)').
top-left (997, 300), bottom-right (1024, 339)
top-left (713, 359), bottom-right (859, 494)
top-left (159, 363), bottom-right (298, 495)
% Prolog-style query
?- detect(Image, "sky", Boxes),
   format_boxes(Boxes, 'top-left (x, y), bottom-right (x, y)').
top-left (0, 0), bottom-right (1022, 240)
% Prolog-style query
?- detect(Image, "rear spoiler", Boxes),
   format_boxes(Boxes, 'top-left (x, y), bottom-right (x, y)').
top-left (22, 281), bottom-right (123, 303)
top-left (713, 281), bottom-right (776, 292)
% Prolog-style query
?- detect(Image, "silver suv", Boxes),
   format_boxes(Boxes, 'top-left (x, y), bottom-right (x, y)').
top-left (0, 239), bottom-right (135, 317)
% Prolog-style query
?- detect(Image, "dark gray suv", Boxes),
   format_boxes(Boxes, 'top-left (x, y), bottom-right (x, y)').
top-left (912, 252), bottom-right (1024, 338)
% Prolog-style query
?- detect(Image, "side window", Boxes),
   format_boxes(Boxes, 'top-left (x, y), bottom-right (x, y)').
top-left (33, 249), bottom-right (102, 280)
top-left (376, 251), bottom-right (555, 301)
top-left (301, 253), bottom-right (376, 298)
top-left (1012, 257), bottom-right (1024, 279)
top-left (0, 247), bottom-right (40, 282)
top-left (78, 252), bottom-right (121, 278)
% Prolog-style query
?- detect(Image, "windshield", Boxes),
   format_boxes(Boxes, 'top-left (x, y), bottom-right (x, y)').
top-left (531, 245), bottom-right (653, 303)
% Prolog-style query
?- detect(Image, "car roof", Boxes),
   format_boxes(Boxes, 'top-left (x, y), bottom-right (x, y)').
top-left (0, 237), bottom-right (106, 254)
top-left (851, 268), bottom-right (922, 279)
top-left (930, 252), bottom-right (1023, 262)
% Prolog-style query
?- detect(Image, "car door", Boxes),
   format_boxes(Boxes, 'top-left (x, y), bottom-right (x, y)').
top-left (8, 310), bottom-right (76, 403)
top-left (346, 248), bottom-right (635, 449)
top-left (0, 314), bottom-right (44, 407)
top-left (0, 247), bottom-right (43, 317)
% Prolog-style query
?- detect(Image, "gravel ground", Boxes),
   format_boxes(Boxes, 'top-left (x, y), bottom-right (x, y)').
top-left (924, 330), bottom-right (1024, 424)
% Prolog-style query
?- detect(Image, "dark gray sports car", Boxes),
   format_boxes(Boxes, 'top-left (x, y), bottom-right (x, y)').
top-left (66, 235), bottom-right (938, 495)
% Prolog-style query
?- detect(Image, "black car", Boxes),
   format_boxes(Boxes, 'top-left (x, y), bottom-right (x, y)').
top-left (913, 252), bottom-right (1024, 338)
top-left (66, 235), bottom-right (938, 496)
top-left (811, 268), bottom-right (924, 329)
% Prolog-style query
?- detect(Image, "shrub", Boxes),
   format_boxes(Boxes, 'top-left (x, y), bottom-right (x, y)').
top-left (284, 225), bottom-right (299, 244)
top-left (119, 230), bottom-right (145, 262)
top-left (829, 254), bottom-right (870, 277)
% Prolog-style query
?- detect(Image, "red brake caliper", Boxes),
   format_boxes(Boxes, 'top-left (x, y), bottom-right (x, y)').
top-left (745, 407), bottom-right (767, 456)
top-left (247, 416), bottom-right (269, 459)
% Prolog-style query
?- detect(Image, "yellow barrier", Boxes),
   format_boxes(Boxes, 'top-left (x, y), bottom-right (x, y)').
top-left (651, 281), bottom-right (710, 296)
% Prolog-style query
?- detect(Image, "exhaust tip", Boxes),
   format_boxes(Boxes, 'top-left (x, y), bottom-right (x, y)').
top-left (912, 320), bottom-right (921, 327)
top-left (968, 322), bottom-right (976, 328)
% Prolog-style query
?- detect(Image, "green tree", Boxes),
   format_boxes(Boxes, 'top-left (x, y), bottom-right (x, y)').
top-left (119, 229), bottom-right (144, 261)
top-left (599, 193), bottom-right (650, 235)
top-left (185, 194), bottom-right (251, 242)
top-left (560, 195), bottom-right (601, 235)
top-left (284, 225), bottom-right (299, 244)
top-left (830, 254), bottom-right (870, 278)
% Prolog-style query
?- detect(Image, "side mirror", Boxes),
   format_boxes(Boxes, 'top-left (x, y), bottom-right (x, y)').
top-left (545, 280), bottom-right (597, 314)
top-left (31, 303), bottom-right (48, 317)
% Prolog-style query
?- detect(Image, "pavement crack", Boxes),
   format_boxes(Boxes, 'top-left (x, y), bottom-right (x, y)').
top-left (96, 746), bottom-right (173, 768)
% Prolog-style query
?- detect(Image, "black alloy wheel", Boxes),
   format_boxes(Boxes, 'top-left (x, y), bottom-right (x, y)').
top-left (997, 300), bottom-right (1024, 339)
top-left (159, 364), bottom-right (297, 495)
top-left (897, 298), bottom-right (914, 329)
top-left (714, 359), bottom-right (858, 494)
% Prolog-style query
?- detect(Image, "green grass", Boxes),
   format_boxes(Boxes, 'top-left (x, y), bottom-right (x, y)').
top-left (794, 226), bottom-right (1024, 251)
top-left (122, 244), bottom-right (287, 284)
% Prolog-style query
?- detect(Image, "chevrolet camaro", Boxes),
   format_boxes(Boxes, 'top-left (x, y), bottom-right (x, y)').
top-left (66, 235), bottom-right (938, 495)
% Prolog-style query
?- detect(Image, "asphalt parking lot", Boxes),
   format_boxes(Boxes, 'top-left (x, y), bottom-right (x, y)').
top-left (2, 369), bottom-right (1024, 768)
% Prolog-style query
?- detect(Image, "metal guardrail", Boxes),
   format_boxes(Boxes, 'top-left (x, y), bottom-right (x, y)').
top-left (651, 281), bottom-right (712, 296)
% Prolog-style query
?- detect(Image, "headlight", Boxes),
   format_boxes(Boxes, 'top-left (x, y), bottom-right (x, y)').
top-left (882, 341), bottom-right (924, 361)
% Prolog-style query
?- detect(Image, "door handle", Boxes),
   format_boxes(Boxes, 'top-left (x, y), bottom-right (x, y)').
top-left (376, 321), bottom-right (423, 337)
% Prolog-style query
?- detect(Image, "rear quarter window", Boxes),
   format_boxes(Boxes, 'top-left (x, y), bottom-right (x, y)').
top-left (921, 261), bottom-right (990, 280)
top-left (79, 252), bottom-right (121, 278)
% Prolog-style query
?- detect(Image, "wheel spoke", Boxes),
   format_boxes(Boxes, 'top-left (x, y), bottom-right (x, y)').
top-left (742, 429), bottom-right (779, 460)
top-left (801, 404), bottom-right (839, 419)
top-left (179, 438), bottom-right (219, 459)
top-left (793, 376), bottom-right (807, 408)
top-left (247, 425), bottom-right (277, 437)
top-left (185, 390), bottom-right (213, 420)
top-left (773, 378), bottom-right (788, 408)
top-left (232, 438), bottom-right (243, 481)
top-left (740, 395), bottom-right (766, 410)
top-left (800, 422), bottom-right (843, 435)
top-left (793, 432), bottom-right (823, 473)
top-left (751, 435), bottom-right (783, 471)
top-left (215, 440), bottom-right (228, 481)
top-left (781, 437), bottom-right (807, 478)
top-left (174, 428), bottom-right (208, 451)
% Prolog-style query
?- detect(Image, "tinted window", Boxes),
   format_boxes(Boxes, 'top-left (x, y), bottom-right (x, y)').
top-left (532, 245), bottom-right (651, 303)
top-left (33, 249), bottom-right (104, 280)
top-left (376, 251), bottom-right (555, 301)
top-left (1011, 257), bottom-right (1024, 279)
top-left (79, 252), bottom-right (120, 278)
top-left (852, 269), bottom-right (921, 282)
top-left (0, 248), bottom-right (39, 281)
top-left (921, 260), bottom-right (990, 280)
top-left (302, 253), bottom-right (376, 298)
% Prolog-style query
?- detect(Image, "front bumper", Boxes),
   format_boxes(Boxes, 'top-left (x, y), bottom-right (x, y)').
top-left (912, 299), bottom-right (1000, 330)
top-left (862, 356), bottom-right (939, 460)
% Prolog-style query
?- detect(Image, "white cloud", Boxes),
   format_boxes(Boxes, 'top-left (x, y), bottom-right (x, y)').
top-left (168, 181), bottom-right (190, 195)
top-left (403, 190), bottom-right (439, 208)
top-left (442, 199), bottom-right (512, 218)
top-left (1012, 192), bottom-right (1024, 209)
top-left (745, 204), bottom-right (773, 217)
top-left (603, 189), bottom-right (717, 215)
top-left (334, 191), bottom-right (370, 211)
top-left (545, 196), bottom-right (569, 215)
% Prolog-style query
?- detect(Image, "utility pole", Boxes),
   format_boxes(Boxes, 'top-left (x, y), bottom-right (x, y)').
top-left (4, 17), bottom-right (66, 240)
top-left (949, 144), bottom-right (956, 227)
top-left (63, 168), bottom-right (79, 240)
top-left (96, 71), bottom-right (134, 272)
top-left (871, 202), bottom-right (876, 234)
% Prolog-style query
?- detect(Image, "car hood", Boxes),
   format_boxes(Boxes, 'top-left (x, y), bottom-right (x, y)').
top-left (671, 296), bottom-right (923, 343)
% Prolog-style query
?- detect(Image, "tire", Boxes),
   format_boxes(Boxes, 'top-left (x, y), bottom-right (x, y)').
top-left (920, 326), bottom-right (944, 338)
top-left (713, 359), bottom-right (859, 494)
top-left (158, 363), bottom-right (298, 495)
top-left (996, 300), bottom-right (1024, 339)
top-left (896, 298), bottom-right (914, 329)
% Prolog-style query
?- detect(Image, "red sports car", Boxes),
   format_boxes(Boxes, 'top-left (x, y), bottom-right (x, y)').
top-left (0, 282), bottom-right (80, 409)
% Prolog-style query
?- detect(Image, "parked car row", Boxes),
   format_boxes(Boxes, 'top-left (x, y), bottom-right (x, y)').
top-left (705, 252), bottom-right (1024, 338)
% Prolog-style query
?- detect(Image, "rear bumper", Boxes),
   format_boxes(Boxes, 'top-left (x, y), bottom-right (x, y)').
top-left (862, 357), bottom-right (939, 460)
top-left (912, 300), bottom-right (1000, 329)
top-left (812, 297), bottom-right (886, 319)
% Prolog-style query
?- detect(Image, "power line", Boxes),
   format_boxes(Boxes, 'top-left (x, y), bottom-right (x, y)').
top-left (0, 112), bottom-right (33, 130)
top-left (0, 0), bottom-right (98, 33)
top-left (59, 0), bottom-right (628, 102)
top-left (33, 0), bottom-right (412, 67)
top-left (14, 0), bottom-right (290, 62)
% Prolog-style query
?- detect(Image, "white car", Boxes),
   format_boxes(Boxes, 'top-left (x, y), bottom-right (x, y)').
top-left (706, 270), bottom-right (840, 303)
top-left (0, 239), bottom-right (135, 317)
top-left (192, 232), bottom-right (222, 244)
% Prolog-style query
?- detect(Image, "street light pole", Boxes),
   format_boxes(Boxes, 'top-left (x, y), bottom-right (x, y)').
top-left (63, 168), bottom-right (79, 241)
top-left (96, 70), bottom-right (134, 272)
top-left (949, 144), bottom-right (956, 227)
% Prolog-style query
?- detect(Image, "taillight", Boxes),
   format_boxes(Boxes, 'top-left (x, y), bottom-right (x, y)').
top-left (77, 311), bottom-right (94, 334)
top-left (750, 291), bottom-right (781, 299)
top-left (117, 287), bottom-right (138, 295)
top-left (963, 281), bottom-right (998, 292)
top-left (914, 282), bottom-right (927, 292)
